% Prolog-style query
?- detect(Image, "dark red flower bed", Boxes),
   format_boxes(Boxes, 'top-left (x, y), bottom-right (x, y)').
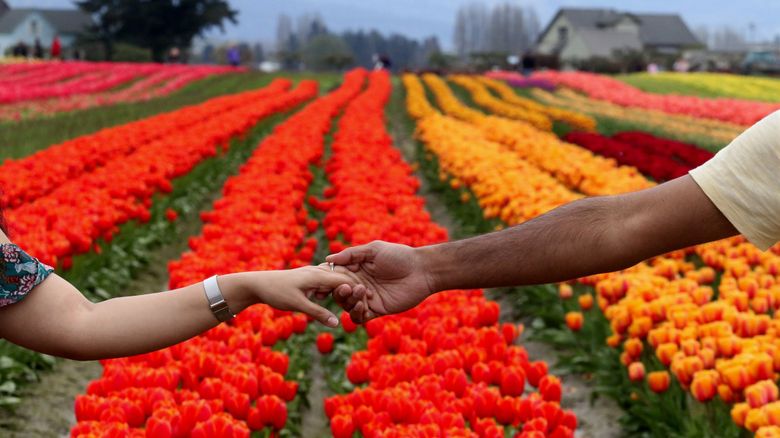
top-left (564, 131), bottom-right (714, 182)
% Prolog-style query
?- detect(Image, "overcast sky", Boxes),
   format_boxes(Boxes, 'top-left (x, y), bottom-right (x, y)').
top-left (8, 0), bottom-right (780, 49)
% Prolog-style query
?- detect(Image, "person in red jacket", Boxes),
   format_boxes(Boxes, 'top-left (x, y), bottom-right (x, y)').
top-left (50, 35), bottom-right (61, 60)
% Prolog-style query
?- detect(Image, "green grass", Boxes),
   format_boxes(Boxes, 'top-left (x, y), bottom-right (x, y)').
top-left (0, 71), bottom-right (340, 160)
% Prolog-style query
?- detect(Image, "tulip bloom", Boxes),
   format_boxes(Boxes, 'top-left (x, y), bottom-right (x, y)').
top-left (578, 293), bottom-right (594, 310)
top-left (628, 362), bottom-right (646, 382)
top-left (648, 371), bottom-right (671, 393)
top-left (691, 370), bottom-right (719, 402)
top-left (746, 380), bottom-right (780, 409)
top-left (565, 312), bottom-right (583, 331)
top-left (316, 333), bottom-right (334, 355)
top-left (559, 284), bottom-right (573, 299)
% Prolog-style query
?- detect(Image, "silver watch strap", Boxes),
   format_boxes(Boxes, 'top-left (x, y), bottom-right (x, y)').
top-left (203, 275), bottom-right (235, 322)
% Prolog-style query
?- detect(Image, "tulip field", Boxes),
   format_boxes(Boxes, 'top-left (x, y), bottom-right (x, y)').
top-left (0, 62), bottom-right (239, 121)
top-left (2, 62), bottom-right (780, 437)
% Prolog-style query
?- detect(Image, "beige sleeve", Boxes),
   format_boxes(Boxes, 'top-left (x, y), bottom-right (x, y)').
top-left (689, 110), bottom-right (780, 251)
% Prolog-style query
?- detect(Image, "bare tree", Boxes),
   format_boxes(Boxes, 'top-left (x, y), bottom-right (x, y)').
top-left (296, 13), bottom-right (327, 45)
top-left (712, 26), bottom-right (747, 52)
top-left (694, 25), bottom-right (711, 49)
top-left (455, 2), bottom-right (541, 58)
top-left (276, 14), bottom-right (293, 52)
top-left (524, 7), bottom-right (541, 48)
top-left (454, 7), bottom-right (468, 57)
top-left (453, 2), bottom-right (489, 58)
top-left (487, 2), bottom-right (531, 54)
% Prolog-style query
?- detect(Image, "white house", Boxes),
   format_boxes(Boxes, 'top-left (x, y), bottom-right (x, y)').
top-left (536, 8), bottom-right (702, 66)
top-left (0, 0), bottom-right (91, 56)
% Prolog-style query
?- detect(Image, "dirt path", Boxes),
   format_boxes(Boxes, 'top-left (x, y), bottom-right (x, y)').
top-left (388, 83), bottom-right (624, 438)
top-left (0, 360), bottom-right (101, 437)
top-left (301, 343), bottom-right (330, 437)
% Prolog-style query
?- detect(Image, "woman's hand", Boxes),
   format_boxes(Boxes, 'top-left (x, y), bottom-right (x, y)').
top-left (253, 266), bottom-right (357, 327)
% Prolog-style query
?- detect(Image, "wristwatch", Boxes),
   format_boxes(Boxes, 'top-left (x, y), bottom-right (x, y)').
top-left (203, 275), bottom-right (235, 322)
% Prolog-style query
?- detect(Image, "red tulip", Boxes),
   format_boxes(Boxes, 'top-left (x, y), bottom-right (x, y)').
top-left (316, 333), bottom-right (335, 354)
top-left (331, 414), bottom-right (355, 438)
top-left (500, 366), bottom-right (526, 397)
top-left (539, 375), bottom-right (562, 403)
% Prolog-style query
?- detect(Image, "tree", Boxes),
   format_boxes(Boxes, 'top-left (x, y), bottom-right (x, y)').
top-left (301, 35), bottom-right (354, 71)
top-left (276, 14), bottom-right (300, 69)
top-left (75, 0), bottom-right (123, 60)
top-left (76, 0), bottom-right (238, 62)
top-left (454, 2), bottom-right (541, 60)
top-left (253, 43), bottom-right (265, 64)
top-left (453, 2), bottom-right (488, 58)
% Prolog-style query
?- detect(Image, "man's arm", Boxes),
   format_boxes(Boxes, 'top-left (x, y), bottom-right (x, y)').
top-left (328, 175), bottom-right (738, 322)
top-left (421, 175), bottom-right (736, 291)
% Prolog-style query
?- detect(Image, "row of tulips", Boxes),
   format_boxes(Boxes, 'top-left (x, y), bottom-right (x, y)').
top-left (447, 75), bottom-right (552, 130)
top-left (622, 72), bottom-right (780, 103)
top-left (406, 72), bottom-right (780, 436)
top-left (421, 74), bottom-right (651, 196)
top-left (0, 78), bottom-right (289, 209)
top-left (531, 70), bottom-right (780, 126)
top-left (0, 64), bottom-right (234, 121)
top-left (404, 76), bottom-right (579, 223)
top-left (564, 132), bottom-right (692, 182)
top-left (318, 70), bottom-right (578, 437)
top-left (483, 71), bottom-right (556, 92)
top-left (0, 61), bottom-right (238, 104)
top-left (529, 87), bottom-right (740, 149)
top-left (69, 70), bottom-right (369, 437)
top-left (458, 75), bottom-right (597, 132)
top-left (9, 79), bottom-right (314, 268)
top-left (611, 131), bottom-right (713, 168)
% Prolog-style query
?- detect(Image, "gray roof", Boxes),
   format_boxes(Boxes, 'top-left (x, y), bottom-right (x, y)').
top-left (577, 28), bottom-right (643, 57)
top-left (0, 8), bottom-right (92, 35)
top-left (635, 13), bottom-right (701, 47)
top-left (544, 8), bottom-right (701, 48)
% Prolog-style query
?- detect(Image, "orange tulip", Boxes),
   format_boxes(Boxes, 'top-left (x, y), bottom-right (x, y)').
top-left (647, 371), bottom-right (671, 393)
top-left (691, 370), bottom-right (719, 402)
top-left (747, 408), bottom-right (770, 432)
top-left (722, 365), bottom-right (752, 391)
top-left (565, 312), bottom-right (583, 331)
top-left (559, 284), bottom-right (573, 299)
top-left (732, 403), bottom-right (750, 427)
top-left (656, 343), bottom-right (679, 366)
top-left (578, 293), bottom-right (594, 310)
top-left (628, 362), bottom-right (645, 382)
top-left (746, 380), bottom-right (780, 409)
top-left (623, 338), bottom-right (643, 359)
top-left (719, 384), bottom-right (735, 403)
top-left (756, 426), bottom-right (780, 438)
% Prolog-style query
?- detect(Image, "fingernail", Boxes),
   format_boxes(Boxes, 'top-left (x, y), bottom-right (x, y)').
top-left (327, 316), bottom-right (339, 327)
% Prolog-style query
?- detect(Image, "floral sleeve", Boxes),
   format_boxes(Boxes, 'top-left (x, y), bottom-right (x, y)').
top-left (0, 243), bottom-right (54, 307)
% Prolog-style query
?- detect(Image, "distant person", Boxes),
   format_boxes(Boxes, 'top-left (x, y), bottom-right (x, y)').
top-left (50, 36), bottom-right (61, 60)
top-left (521, 51), bottom-right (536, 76)
top-left (12, 41), bottom-right (28, 58)
top-left (168, 47), bottom-right (181, 63)
top-left (673, 57), bottom-right (690, 73)
top-left (647, 62), bottom-right (660, 74)
top-left (227, 45), bottom-right (241, 67)
top-left (372, 54), bottom-right (392, 71)
top-left (33, 39), bottom-right (44, 59)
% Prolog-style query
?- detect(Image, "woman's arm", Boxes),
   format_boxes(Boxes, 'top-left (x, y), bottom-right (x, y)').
top-left (0, 266), bottom-right (349, 361)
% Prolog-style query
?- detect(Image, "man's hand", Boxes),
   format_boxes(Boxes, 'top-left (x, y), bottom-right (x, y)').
top-left (325, 241), bottom-right (435, 323)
